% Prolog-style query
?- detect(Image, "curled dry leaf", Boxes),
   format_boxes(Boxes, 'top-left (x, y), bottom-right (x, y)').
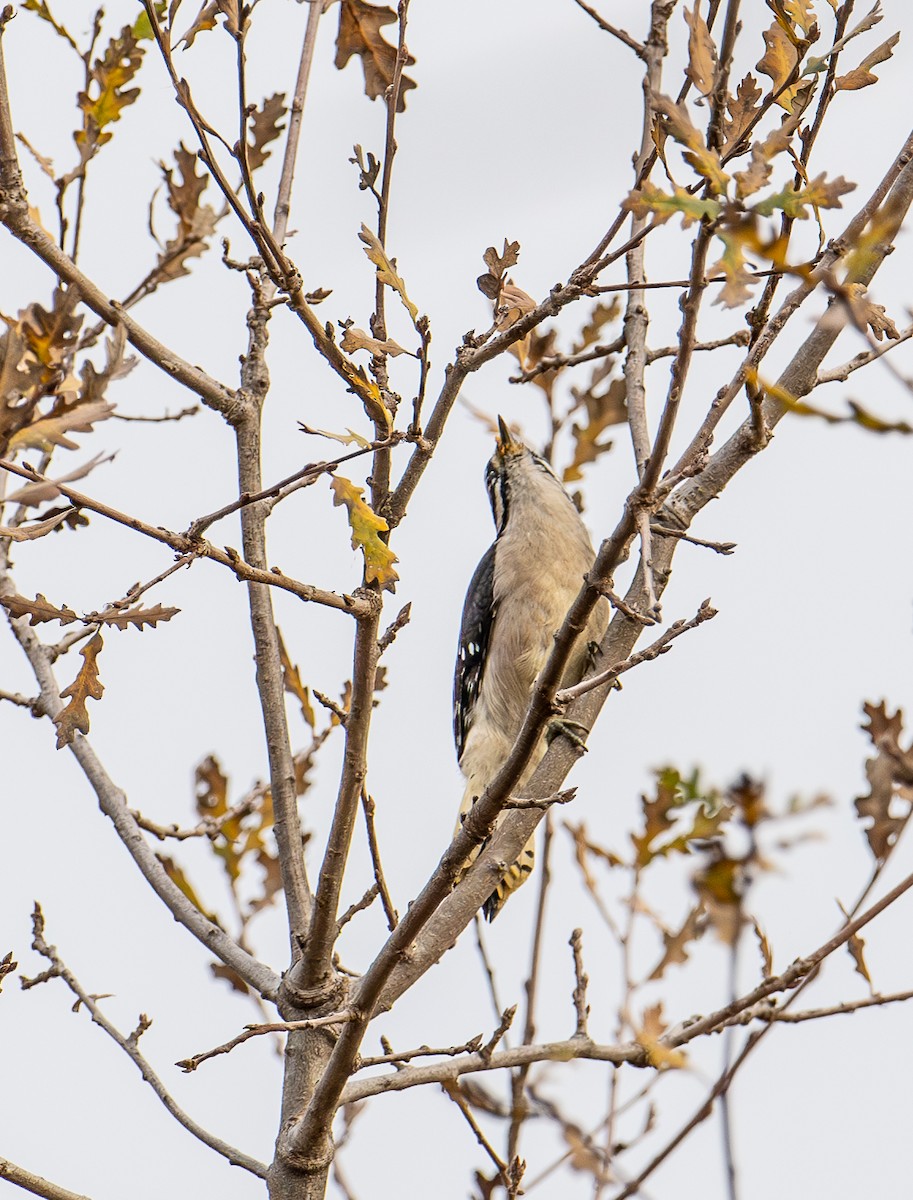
top-left (835, 31), bottom-right (900, 91)
top-left (8, 400), bottom-right (116, 453)
top-left (4, 452), bottom-right (116, 506)
top-left (340, 326), bottom-right (412, 358)
top-left (54, 631), bottom-right (105, 748)
top-left (358, 224), bottom-right (419, 322)
top-left (335, 0), bottom-right (417, 112)
top-left (0, 508), bottom-right (74, 541)
top-left (330, 475), bottom-right (400, 592)
top-left (477, 239), bottom-right (520, 300)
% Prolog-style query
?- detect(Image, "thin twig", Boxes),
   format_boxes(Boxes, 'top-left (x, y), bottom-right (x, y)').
top-left (556, 600), bottom-right (717, 704)
top-left (507, 814), bottom-right (553, 1165)
top-left (177, 1011), bottom-right (355, 1073)
top-left (361, 788), bottom-right (399, 930)
top-left (569, 928), bottom-right (590, 1038)
top-left (0, 459), bottom-right (369, 618)
top-left (23, 905), bottom-right (268, 1177)
top-left (570, 0), bottom-right (645, 56)
top-left (441, 1080), bottom-right (511, 1188)
top-left (336, 884), bottom-right (379, 933)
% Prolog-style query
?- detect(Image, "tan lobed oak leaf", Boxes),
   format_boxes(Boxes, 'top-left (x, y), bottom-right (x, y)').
top-left (733, 145), bottom-right (773, 200)
top-left (648, 903), bottom-right (706, 981)
top-left (636, 1003), bottom-right (687, 1070)
top-left (651, 94), bottom-right (729, 193)
top-left (277, 628), bottom-right (317, 729)
top-left (564, 372), bottom-right (626, 482)
top-left (340, 326), bottom-right (412, 358)
top-left (683, 2), bottom-right (717, 97)
top-left (300, 423), bottom-right (373, 449)
top-left (721, 74), bottom-right (763, 156)
top-left (5, 452), bottom-right (115, 506)
top-left (477, 239), bottom-right (521, 300)
top-left (330, 475), bottom-right (399, 592)
top-left (8, 399), bottom-right (116, 453)
top-left (0, 592), bottom-right (79, 626)
top-left (247, 93), bottom-right (287, 172)
top-left (54, 631), bottom-right (105, 748)
top-left (358, 224), bottom-right (419, 322)
top-left (154, 144), bottom-right (219, 283)
top-left (757, 20), bottom-right (802, 110)
top-left (335, 0), bottom-right (417, 112)
top-left (178, 0), bottom-right (219, 49)
top-left (85, 604), bottom-right (181, 631)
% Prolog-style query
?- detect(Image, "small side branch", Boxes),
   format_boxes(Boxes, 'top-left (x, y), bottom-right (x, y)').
top-left (556, 600), bottom-right (717, 705)
top-left (178, 1011), bottom-right (355, 1074)
top-left (0, 459), bottom-right (369, 618)
top-left (569, 928), bottom-right (590, 1038)
top-left (22, 905), bottom-right (268, 1178)
top-left (361, 788), bottom-right (399, 930)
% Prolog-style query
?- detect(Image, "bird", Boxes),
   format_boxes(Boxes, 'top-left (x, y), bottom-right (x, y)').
top-left (453, 417), bottom-right (608, 918)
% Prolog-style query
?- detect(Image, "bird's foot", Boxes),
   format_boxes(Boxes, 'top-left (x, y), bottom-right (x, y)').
top-left (546, 718), bottom-right (591, 751)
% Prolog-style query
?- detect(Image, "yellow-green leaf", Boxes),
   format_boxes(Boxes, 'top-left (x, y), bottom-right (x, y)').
top-left (330, 474), bottom-right (399, 591)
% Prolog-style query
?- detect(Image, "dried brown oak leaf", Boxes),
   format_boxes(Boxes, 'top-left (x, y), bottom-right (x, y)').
top-left (0, 592), bottom-right (79, 626)
top-left (683, 2), bottom-right (717, 97)
top-left (54, 631), bottom-right (104, 748)
top-left (335, 0), bottom-right (417, 112)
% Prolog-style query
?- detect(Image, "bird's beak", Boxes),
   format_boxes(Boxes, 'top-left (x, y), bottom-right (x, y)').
top-left (496, 414), bottom-right (519, 455)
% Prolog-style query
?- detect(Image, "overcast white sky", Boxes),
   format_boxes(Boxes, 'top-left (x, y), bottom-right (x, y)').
top-left (2, 2), bottom-right (913, 1198)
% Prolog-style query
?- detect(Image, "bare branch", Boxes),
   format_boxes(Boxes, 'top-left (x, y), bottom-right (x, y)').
top-left (361, 789), bottom-right (399, 930)
top-left (24, 905), bottom-right (268, 1177)
top-left (2, 595), bottom-right (279, 1000)
top-left (340, 1037), bottom-right (646, 1105)
top-left (570, 0), bottom-right (644, 57)
top-left (556, 600), bottom-right (717, 704)
top-left (0, 1158), bottom-right (92, 1200)
top-left (178, 1011), bottom-right (355, 1073)
top-left (302, 604), bottom-right (381, 989)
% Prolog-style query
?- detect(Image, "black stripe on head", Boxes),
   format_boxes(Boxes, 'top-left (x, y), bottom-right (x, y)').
top-left (485, 456), bottom-right (510, 534)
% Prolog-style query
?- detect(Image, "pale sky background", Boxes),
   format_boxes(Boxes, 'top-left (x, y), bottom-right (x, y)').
top-left (2, 2), bottom-right (913, 1198)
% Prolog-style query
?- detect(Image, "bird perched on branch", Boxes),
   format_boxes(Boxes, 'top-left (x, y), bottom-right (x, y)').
top-left (453, 417), bottom-right (608, 918)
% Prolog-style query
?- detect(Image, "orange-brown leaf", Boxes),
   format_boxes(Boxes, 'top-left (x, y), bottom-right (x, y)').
top-left (54, 631), bottom-right (104, 748)
top-left (0, 592), bottom-right (79, 626)
top-left (835, 31), bottom-right (899, 91)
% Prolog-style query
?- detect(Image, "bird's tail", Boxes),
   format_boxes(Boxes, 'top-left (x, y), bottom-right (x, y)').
top-left (455, 779), bottom-right (536, 920)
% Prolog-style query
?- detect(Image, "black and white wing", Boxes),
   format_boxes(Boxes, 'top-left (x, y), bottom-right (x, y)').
top-left (453, 542), bottom-right (497, 762)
